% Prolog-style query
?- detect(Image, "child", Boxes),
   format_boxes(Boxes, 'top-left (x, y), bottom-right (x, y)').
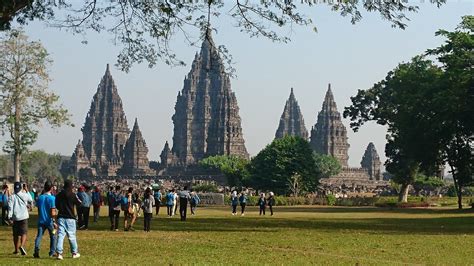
top-left (190, 191), bottom-right (200, 215)
top-left (238, 192), bottom-right (247, 216)
top-left (267, 192), bottom-right (275, 216)
top-left (258, 193), bottom-right (266, 216)
top-left (230, 191), bottom-right (238, 215)
top-left (141, 187), bottom-right (155, 232)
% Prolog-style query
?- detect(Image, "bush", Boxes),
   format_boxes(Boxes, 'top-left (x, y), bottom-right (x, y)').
top-left (326, 194), bottom-right (336, 206)
top-left (192, 184), bottom-right (218, 193)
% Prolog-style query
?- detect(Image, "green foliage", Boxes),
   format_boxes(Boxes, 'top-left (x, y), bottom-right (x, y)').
top-left (0, 1), bottom-right (445, 72)
top-left (313, 153), bottom-right (342, 178)
top-left (20, 150), bottom-right (62, 181)
top-left (192, 184), bottom-right (218, 193)
top-left (343, 17), bottom-right (474, 204)
top-left (199, 155), bottom-right (249, 187)
top-left (413, 175), bottom-right (444, 195)
top-left (326, 194), bottom-right (336, 206)
top-left (0, 30), bottom-right (72, 181)
top-left (248, 136), bottom-right (319, 195)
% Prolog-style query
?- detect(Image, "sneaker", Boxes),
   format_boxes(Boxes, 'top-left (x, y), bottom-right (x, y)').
top-left (33, 252), bottom-right (39, 258)
top-left (241, 213), bottom-right (245, 216)
top-left (12, 251), bottom-right (19, 255)
top-left (72, 253), bottom-right (81, 259)
top-left (19, 246), bottom-right (27, 256)
top-left (57, 254), bottom-right (64, 260)
top-left (114, 229), bottom-right (119, 232)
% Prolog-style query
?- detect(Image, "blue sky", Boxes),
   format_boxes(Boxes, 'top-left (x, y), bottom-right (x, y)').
top-left (15, 1), bottom-right (472, 167)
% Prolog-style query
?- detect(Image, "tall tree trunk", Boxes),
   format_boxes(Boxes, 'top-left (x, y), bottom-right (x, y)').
top-left (13, 151), bottom-right (20, 182)
top-left (398, 183), bottom-right (409, 203)
top-left (450, 165), bottom-right (463, 209)
top-left (13, 92), bottom-right (21, 182)
top-left (457, 185), bottom-right (463, 210)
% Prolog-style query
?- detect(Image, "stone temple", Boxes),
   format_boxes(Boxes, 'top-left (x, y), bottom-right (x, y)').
top-left (160, 32), bottom-right (249, 170)
top-left (275, 88), bottom-right (308, 140)
top-left (308, 84), bottom-right (382, 185)
top-left (66, 64), bottom-right (152, 177)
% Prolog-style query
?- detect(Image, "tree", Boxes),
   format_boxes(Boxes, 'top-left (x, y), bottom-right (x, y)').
top-left (412, 174), bottom-right (444, 196)
top-left (199, 155), bottom-right (249, 188)
top-left (20, 150), bottom-right (62, 182)
top-left (0, 30), bottom-right (72, 182)
top-left (313, 153), bottom-right (342, 179)
top-left (427, 16), bottom-right (474, 209)
top-left (248, 136), bottom-right (318, 195)
top-left (343, 56), bottom-right (444, 202)
top-left (0, 1), bottom-right (445, 72)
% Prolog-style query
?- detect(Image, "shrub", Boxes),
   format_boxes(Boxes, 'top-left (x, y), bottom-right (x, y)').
top-left (326, 194), bottom-right (336, 206)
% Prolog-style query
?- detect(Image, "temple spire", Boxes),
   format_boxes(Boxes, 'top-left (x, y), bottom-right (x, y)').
top-left (122, 118), bottom-right (151, 176)
top-left (310, 84), bottom-right (350, 167)
top-left (275, 88), bottom-right (308, 140)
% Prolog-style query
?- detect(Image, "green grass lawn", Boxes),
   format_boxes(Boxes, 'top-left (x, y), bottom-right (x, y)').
top-left (0, 206), bottom-right (473, 265)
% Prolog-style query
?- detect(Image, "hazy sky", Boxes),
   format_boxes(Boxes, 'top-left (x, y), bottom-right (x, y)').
top-left (11, 1), bottom-right (472, 167)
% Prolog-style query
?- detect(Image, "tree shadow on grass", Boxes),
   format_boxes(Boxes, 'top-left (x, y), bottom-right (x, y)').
top-left (153, 215), bottom-right (474, 235)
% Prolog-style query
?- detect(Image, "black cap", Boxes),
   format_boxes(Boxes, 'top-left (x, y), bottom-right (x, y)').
top-left (14, 182), bottom-right (21, 193)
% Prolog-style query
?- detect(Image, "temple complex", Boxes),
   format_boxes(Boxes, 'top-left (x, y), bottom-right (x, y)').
top-left (275, 88), bottom-right (309, 140)
top-left (308, 84), bottom-right (383, 187)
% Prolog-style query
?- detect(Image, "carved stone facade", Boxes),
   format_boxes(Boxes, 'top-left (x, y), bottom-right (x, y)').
top-left (165, 32), bottom-right (249, 167)
top-left (68, 64), bottom-right (152, 177)
top-left (310, 84), bottom-right (350, 167)
top-left (360, 142), bottom-right (382, 180)
top-left (121, 119), bottom-right (152, 176)
top-left (275, 88), bottom-right (309, 140)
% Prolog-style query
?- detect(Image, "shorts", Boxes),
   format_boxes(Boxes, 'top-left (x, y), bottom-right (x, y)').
top-left (12, 219), bottom-right (28, 236)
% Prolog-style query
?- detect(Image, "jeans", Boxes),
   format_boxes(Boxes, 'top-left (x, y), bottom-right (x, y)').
top-left (240, 203), bottom-right (246, 214)
top-left (81, 207), bottom-right (90, 229)
top-left (110, 210), bottom-right (120, 230)
top-left (34, 223), bottom-right (57, 256)
top-left (167, 205), bottom-right (173, 216)
top-left (56, 218), bottom-right (78, 255)
top-left (155, 202), bottom-right (160, 215)
top-left (1, 206), bottom-right (7, 225)
top-left (143, 213), bottom-right (152, 231)
top-left (232, 205), bottom-right (237, 214)
top-left (77, 206), bottom-right (84, 227)
top-left (93, 204), bottom-right (100, 222)
top-left (179, 198), bottom-right (188, 221)
top-left (259, 205), bottom-right (266, 215)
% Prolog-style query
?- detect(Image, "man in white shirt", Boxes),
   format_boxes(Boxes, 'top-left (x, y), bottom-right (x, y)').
top-left (8, 182), bottom-right (33, 256)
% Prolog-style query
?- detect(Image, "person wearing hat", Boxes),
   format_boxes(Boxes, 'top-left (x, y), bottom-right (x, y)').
top-left (7, 182), bottom-right (33, 256)
top-left (33, 181), bottom-right (57, 258)
top-left (55, 180), bottom-right (82, 260)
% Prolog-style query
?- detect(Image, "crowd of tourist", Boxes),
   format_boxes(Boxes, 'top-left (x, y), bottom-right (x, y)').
top-left (0, 179), bottom-right (270, 260)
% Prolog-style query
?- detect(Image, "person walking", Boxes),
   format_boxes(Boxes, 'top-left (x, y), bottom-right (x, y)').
top-left (106, 186), bottom-right (114, 230)
top-left (166, 189), bottom-right (174, 217)
top-left (178, 186), bottom-right (190, 221)
top-left (91, 187), bottom-right (103, 223)
top-left (123, 187), bottom-right (133, 231)
top-left (258, 193), bottom-right (266, 216)
top-left (230, 191), bottom-right (238, 216)
top-left (111, 186), bottom-right (122, 231)
top-left (141, 187), bottom-right (155, 232)
top-left (7, 182), bottom-right (33, 256)
top-left (238, 192), bottom-right (248, 216)
top-left (153, 188), bottom-right (162, 215)
top-left (76, 186), bottom-right (85, 229)
top-left (55, 180), bottom-right (81, 260)
top-left (77, 186), bottom-right (92, 230)
top-left (1, 184), bottom-right (10, 225)
top-left (190, 191), bottom-right (200, 215)
top-left (172, 190), bottom-right (178, 216)
top-left (33, 181), bottom-right (57, 258)
top-left (267, 192), bottom-right (275, 216)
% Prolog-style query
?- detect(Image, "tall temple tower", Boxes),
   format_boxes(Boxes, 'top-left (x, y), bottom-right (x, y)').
top-left (169, 31), bottom-right (248, 166)
top-left (81, 64), bottom-right (130, 176)
top-left (310, 84), bottom-right (350, 167)
top-left (121, 119), bottom-right (151, 176)
top-left (361, 142), bottom-right (382, 180)
top-left (275, 88), bottom-right (308, 140)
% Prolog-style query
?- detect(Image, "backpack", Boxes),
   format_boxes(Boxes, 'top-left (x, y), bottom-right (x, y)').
top-left (120, 195), bottom-right (129, 211)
